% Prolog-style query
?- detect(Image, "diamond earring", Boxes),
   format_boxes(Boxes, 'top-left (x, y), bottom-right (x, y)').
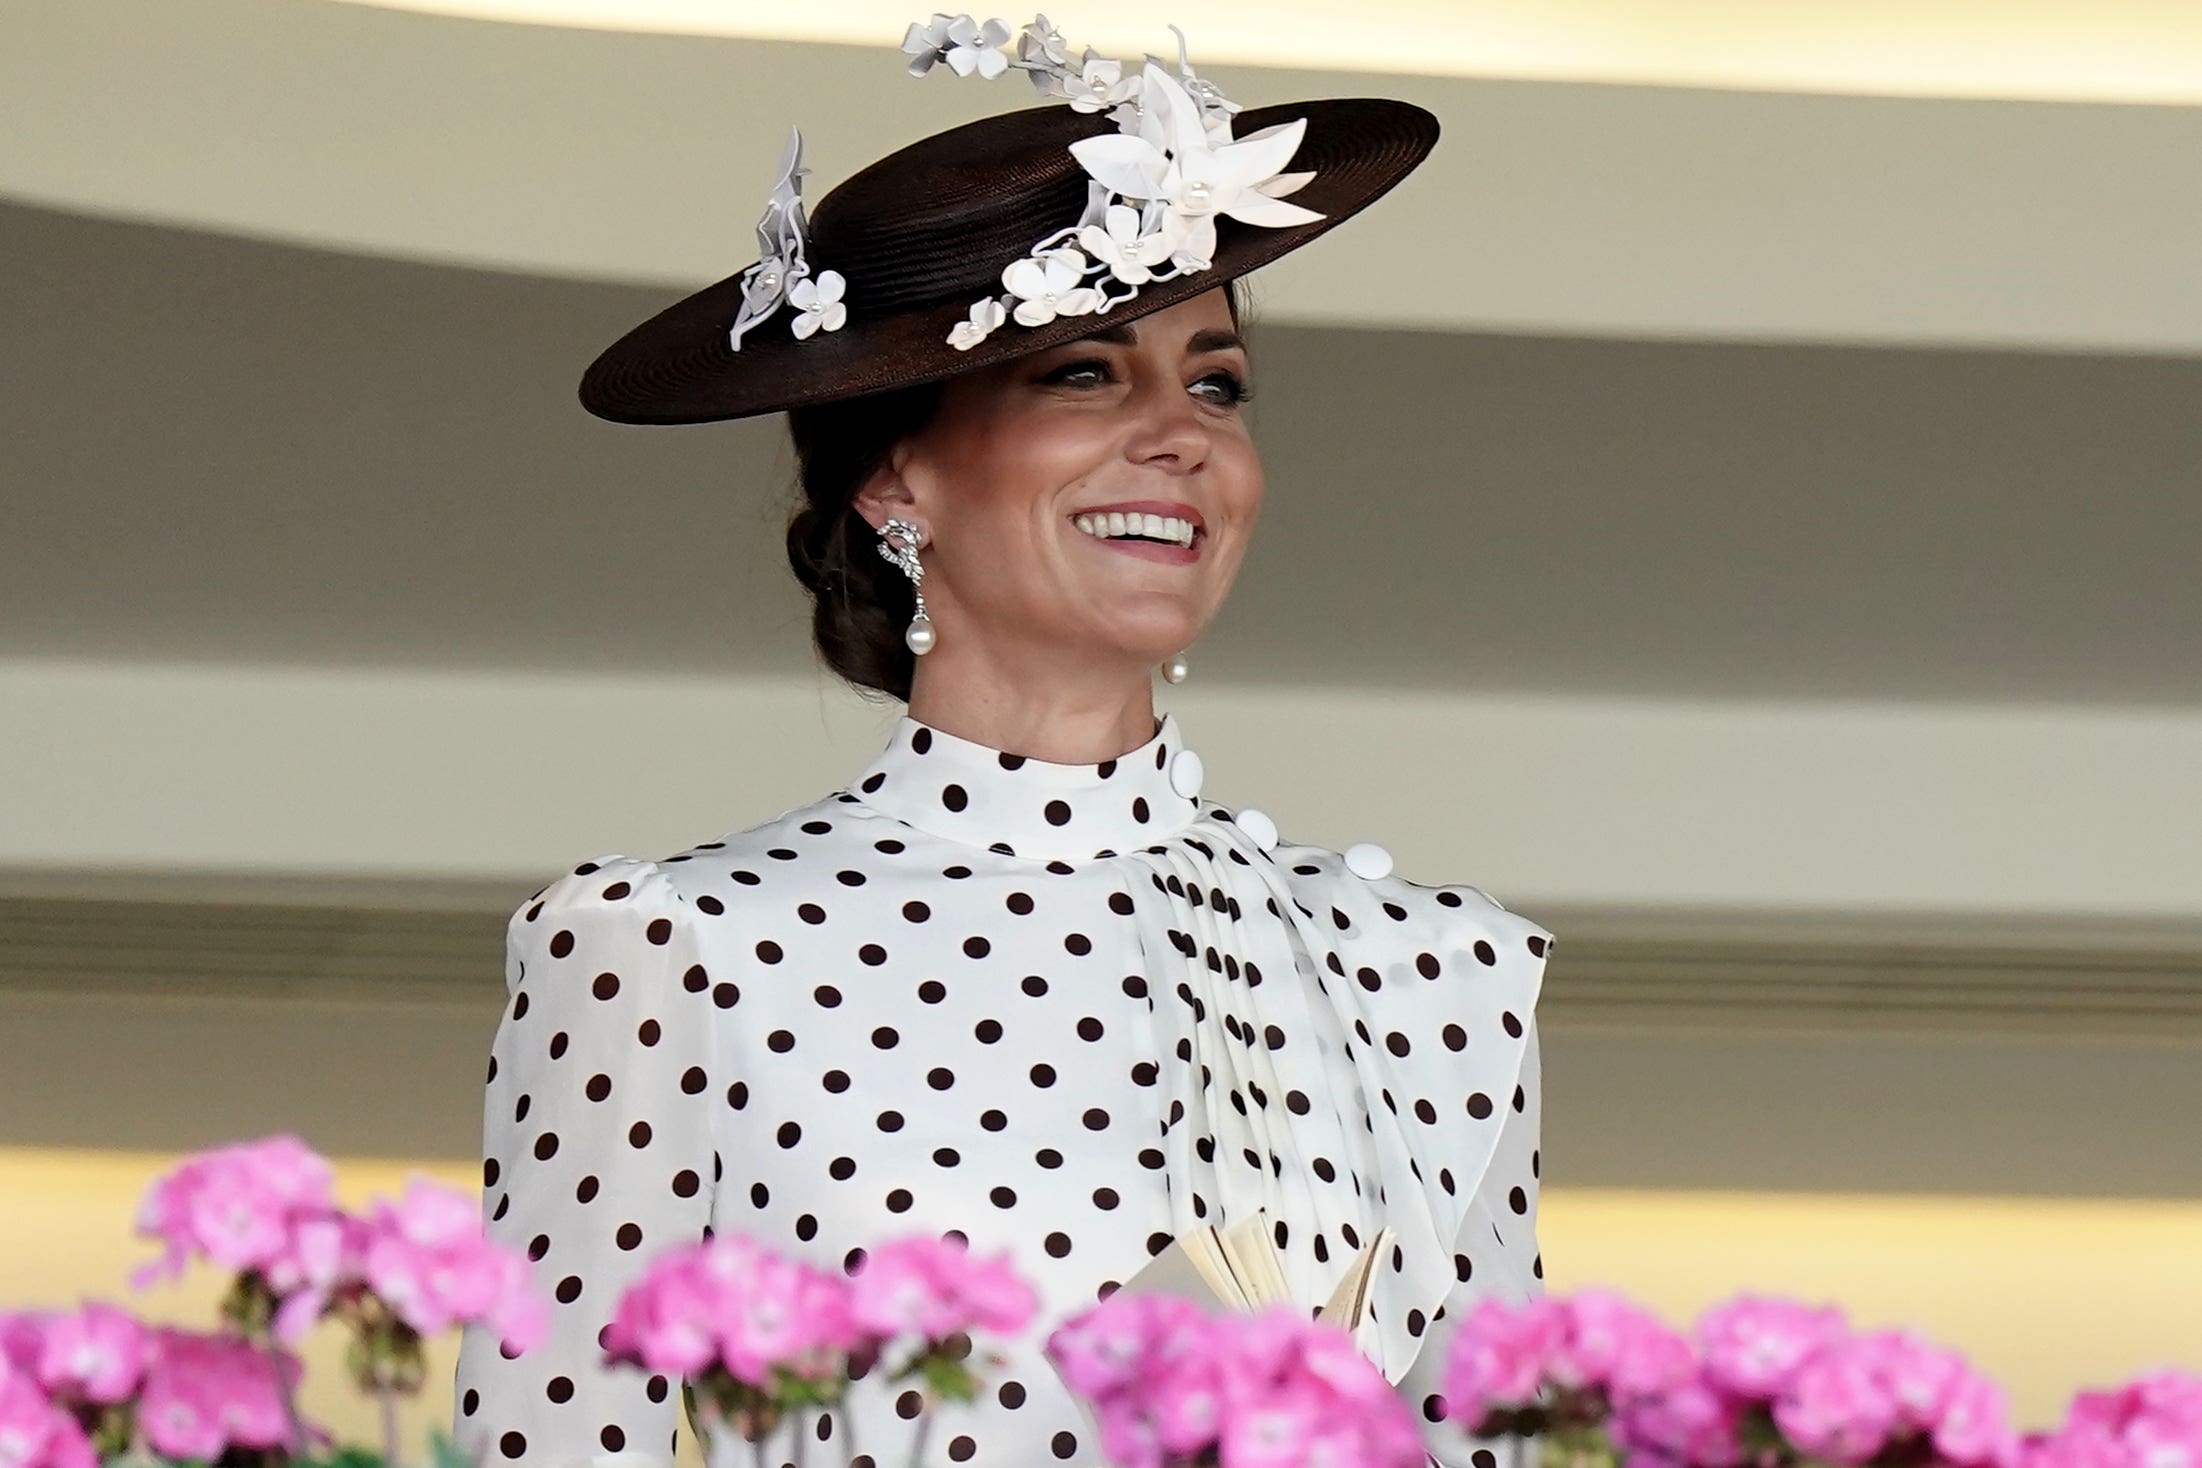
top-left (876, 516), bottom-right (934, 655)
top-left (1161, 652), bottom-right (1189, 684)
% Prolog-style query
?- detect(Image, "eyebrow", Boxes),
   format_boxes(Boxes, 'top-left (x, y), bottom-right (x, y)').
top-left (1073, 321), bottom-right (1248, 357)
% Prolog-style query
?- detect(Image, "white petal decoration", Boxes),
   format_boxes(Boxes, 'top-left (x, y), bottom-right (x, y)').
top-left (1256, 169), bottom-right (1316, 199)
top-left (1002, 255), bottom-right (1055, 300)
top-left (1221, 191), bottom-right (1324, 228)
top-left (1067, 132), bottom-right (1171, 199)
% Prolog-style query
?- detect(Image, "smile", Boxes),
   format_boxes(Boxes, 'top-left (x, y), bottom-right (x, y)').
top-left (1071, 511), bottom-right (1200, 549)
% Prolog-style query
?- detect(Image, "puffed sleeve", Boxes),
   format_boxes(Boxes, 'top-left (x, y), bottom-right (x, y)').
top-left (452, 855), bottom-right (722, 1468)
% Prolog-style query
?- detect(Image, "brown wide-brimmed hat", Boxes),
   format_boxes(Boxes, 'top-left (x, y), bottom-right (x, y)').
top-left (578, 15), bottom-right (1440, 426)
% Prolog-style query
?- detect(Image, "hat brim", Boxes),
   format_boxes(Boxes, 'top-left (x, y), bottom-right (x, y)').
top-left (578, 96), bottom-right (1439, 426)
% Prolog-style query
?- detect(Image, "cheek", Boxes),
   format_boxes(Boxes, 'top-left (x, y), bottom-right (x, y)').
top-left (952, 415), bottom-right (1111, 521)
top-left (1215, 439), bottom-right (1266, 524)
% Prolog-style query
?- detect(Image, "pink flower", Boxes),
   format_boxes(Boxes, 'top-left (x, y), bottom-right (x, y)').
top-left (1555, 1290), bottom-right (1699, 1404)
top-left (1938, 1369), bottom-right (2024, 1468)
top-left (1048, 1292), bottom-right (1212, 1408)
top-left (1610, 1369), bottom-right (1750, 1468)
top-left (2034, 1370), bottom-right (2202, 1468)
top-left (0, 1369), bottom-right (99, 1468)
top-left (131, 1136), bottom-right (336, 1290)
top-left (358, 1177), bottom-right (548, 1353)
top-left (32, 1301), bottom-right (154, 1404)
top-left (1051, 1298), bottom-right (1422, 1468)
top-left (0, 1311), bottom-right (50, 1378)
top-left (604, 1250), bottom-right (728, 1378)
top-left (847, 1235), bottom-right (1037, 1346)
top-left (136, 1327), bottom-right (305, 1462)
top-left (1697, 1294), bottom-right (1848, 1400)
top-left (1443, 1294), bottom-right (1567, 1417)
top-left (605, 1234), bottom-right (854, 1387)
top-left (1772, 1333), bottom-right (1902, 1464)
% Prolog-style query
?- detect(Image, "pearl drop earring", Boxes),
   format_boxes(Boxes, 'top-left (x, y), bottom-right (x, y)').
top-left (876, 516), bottom-right (934, 654)
top-left (1161, 652), bottom-right (1190, 684)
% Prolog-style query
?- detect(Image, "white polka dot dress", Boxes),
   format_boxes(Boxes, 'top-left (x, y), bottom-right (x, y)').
top-left (452, 712), bottom-right (1551, 1468)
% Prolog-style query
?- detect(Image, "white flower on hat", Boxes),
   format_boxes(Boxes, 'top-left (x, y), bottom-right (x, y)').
top-left (1003, 247), bottom-right (1103, 327)
top-left (1016, 13), bottom-right (1070, 73)
top-left (1061, 56), bottom-right (1138, 115)
top-left (729, 126), bottom-right (818, 352)
top-left (948, 296), bottom-right (1008, 351)
top-left (1077, 201), bottom-right (1175, 285)
top-left (902, 12), bottom-right (1013, 79)
top-left (1068, 63), bottom-right (1323, 270)
top-left (787, 268), bottom-right (847, 338)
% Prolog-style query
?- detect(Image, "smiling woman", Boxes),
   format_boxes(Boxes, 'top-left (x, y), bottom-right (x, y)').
top-left (454, 15), bottom-right (1553, 1468)
top-left (785, 278), bottom-right (1254, 708)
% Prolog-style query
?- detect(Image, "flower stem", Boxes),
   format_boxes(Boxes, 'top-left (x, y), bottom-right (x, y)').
top-left (907, 1404), bottom-right (934, 1468)
top-left (380, 1385), bottom-right (402, 1468)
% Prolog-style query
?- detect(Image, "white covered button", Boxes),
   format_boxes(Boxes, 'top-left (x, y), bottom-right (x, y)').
top-left (1344, 841), bottom-right (1393, 880)
top-left (1234, 807), bottom-right (1278, 851)
top-left (1169, 748), bottom-right (1204, 799)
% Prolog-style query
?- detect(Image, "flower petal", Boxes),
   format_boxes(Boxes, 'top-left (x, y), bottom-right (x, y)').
top-left (1221, 192), bottom-right (1325, 228)
top-left (1012, 298), bottom-right (1056, 327)
top-left (791, 311), bottom-right (820, 340)
top-left (976, 46), bottom-right (1008, 78)
top-left (812, 269), bottom-right (845, 304)
top-left (1067, 133), bottom-right (1171, 199)
top-left (1256, 169), bottom-right (1316, 199)
top-left (1003, 255), bottom-right (1052, 299)
top-left (820, 302), bottom-right (847, 332)
top-left (1141, 63), bottom-right (1209, 160)
top-left (1209, 115), bottom-right (1309, 191)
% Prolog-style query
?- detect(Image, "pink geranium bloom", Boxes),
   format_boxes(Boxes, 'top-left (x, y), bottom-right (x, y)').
top-left (32, 1301), bottom-right (154, 1405)
top-left (0, 1368), bottom-right (100, 1468)
top-left (1938, 1368), bottom-right (2024, 1468)
top-left (1772, 1332), bottom-right (1902, 1464)
top-left (1558, 1289), bottom-right (1699, 1404)
top-left (847, 1235), bottom-right (1037, 1345)
top-left (357, 1177), bottom-right (547, 1354)
top-left (1697, 1294), bottom-right (1848, 1400)
top-left (136, 1327), bottom-right (305, 1462)
top-left (1443, 1294), bottom-right (1567, 1414)
top-left (1048, 1293), bottom-right (1213, 1408)
top-left (1611, 1369), bottom-right (1750, 1468)
top-left (132, 1136), bottom-right (336, 1290)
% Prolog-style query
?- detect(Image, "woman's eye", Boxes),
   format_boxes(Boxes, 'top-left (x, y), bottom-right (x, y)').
top-left (1042, 359), bottom-right (1113, 388)
top-left (1041, 358), bottom-right (1253, 407)
top-left (1200, 371), bottom-right (1254, 407)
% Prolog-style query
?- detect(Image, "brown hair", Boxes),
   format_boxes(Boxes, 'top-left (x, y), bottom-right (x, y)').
top-left (783, 278), bottom-right (1251, 702)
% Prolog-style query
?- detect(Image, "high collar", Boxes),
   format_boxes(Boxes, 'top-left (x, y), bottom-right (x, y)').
top-left (845, 710), bottom-right (1203, 862)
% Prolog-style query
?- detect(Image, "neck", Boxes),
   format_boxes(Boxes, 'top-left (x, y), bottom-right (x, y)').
top-left (904, 644), bottom-right (1163, 765)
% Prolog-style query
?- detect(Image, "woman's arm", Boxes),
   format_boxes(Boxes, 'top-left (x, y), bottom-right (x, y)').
top-left (452, 855), bottom-right (721, 1468)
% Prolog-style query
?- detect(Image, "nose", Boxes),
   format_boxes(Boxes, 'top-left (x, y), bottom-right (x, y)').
top-left (1125, 377), bottom-right (1212, 475)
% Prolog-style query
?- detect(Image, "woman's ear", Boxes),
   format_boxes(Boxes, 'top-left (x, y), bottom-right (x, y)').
top-left (851, 444), bottom-right (919, 535)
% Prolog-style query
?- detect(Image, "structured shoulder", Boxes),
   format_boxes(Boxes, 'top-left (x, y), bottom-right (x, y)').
top-left (1259, 828), bottom-right (1555, 992)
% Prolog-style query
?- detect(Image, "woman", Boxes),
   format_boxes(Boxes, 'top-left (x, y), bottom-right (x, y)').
top-left (453, 14), bottom-right (1552, 1468)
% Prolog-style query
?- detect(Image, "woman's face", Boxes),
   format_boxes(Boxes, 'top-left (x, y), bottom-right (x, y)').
top-left (858, 286), bottom-right (1262, 674)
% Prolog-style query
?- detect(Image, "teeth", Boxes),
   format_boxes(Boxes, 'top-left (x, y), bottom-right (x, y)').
top-left (1073, 512), bottom-right (1198, 547)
